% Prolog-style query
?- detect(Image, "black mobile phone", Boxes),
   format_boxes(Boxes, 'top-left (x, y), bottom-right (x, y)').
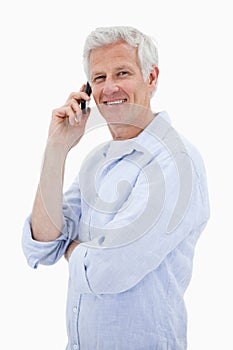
top-left (81, 82), bottom-right (92, 114)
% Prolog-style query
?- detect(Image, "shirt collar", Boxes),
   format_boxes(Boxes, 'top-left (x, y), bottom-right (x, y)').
top-left (104, 111), bottom-right (172, 159)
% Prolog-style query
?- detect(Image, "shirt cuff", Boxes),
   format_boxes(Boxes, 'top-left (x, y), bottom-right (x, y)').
top-left (21, 215), bottom-right (71, 268)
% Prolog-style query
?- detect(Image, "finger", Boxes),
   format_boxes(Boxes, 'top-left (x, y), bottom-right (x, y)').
top-left (80, 84), bottom-right (86, 92)
top-left (54, 105), bottom-right (77, 126)
top-left (66, 96), bottom-right (90, 116)
top-left (72, 107), bottom-right (91, 126)
top-left (52, 106), bottom-right (69, 120)
top-left (82, 106), bottom-right (91, 119)
top-left (74, 112), bottom-right (82, 124)
top-left (66, 91), bottom-right (91, 104)
top-left (52, 105), bottom-right (74, 120)
top-left (68, 111), bottom-right (78, 126)
top-left (69, 98), bottom-right (81, 114)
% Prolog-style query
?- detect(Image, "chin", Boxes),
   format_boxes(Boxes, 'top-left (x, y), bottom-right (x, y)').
top-left (98, 103), bottom-right (130, 125)
top-left (97, 102), bottom-right (150, 129)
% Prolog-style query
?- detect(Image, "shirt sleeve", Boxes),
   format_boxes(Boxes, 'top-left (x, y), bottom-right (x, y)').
top-left (22, 175), bottom-right (82, 268)
top-left (68, 148), bottom-right (210, 295)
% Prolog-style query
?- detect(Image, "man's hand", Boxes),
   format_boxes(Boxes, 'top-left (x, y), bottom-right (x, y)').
top-left (64, 240), bottom-right (80, 261)
top-left (48, 86), bottom-right (91, 152)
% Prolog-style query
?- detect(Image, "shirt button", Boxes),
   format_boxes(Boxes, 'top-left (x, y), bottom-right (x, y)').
top-left (73, 345), bottom-right (78, 350)
top-left (73, 307), bottom-right (77, 313)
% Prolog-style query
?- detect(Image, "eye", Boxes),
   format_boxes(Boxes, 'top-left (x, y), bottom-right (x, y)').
top-left (93, 75), bottom-right (106, 83)
top-left (118, 71), bottom-right (129, 77)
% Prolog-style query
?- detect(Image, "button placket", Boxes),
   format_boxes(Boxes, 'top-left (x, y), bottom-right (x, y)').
top-left (73, 306), bottom-right (77, 314)
top-left (69, 293), bottom-right (82, 350)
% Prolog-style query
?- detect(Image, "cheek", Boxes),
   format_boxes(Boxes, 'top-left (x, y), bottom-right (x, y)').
top-left (124, 81), bottom-right (139, 99)
top-left (130, 76), bottom-right (147, 91)
top-left (132, 82), bottom-right (149, 102)
top-left (91, 86), bottom-right (100, 103)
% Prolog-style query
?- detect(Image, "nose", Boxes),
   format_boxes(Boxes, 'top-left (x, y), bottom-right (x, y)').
top-left (102, 78), bottom-right (120, 95)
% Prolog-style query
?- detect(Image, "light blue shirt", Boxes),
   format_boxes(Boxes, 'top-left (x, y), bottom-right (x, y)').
top-left (22, 111), bottom-right (210, 350)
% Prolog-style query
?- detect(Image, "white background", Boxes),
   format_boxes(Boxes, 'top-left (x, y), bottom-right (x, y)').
top-left (0, 0), bottom-right (232, 349)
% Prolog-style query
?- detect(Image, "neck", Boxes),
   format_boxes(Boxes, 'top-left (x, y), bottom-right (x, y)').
top-left (109, 124), bottom-right (144, 140)
top-left (109, 110), bottom-right (155, 140)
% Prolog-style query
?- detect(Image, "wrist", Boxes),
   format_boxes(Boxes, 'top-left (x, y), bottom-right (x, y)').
top-left (45, 140), bottom-right (70, 159)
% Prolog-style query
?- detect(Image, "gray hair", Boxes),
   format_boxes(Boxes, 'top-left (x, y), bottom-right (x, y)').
top-left (83, 26), bottom-right (159, 82)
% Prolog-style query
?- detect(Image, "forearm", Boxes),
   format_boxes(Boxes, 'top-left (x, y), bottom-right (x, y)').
top-left (31, 142), bottom-right (68, 242)
top-left (30, 88), bottom-right (91, 242)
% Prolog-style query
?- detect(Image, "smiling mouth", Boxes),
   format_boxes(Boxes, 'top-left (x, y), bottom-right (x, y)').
top-left (103, 99), bottom-right (127, 105)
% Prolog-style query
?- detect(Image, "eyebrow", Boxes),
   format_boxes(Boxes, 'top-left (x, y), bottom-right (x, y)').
top-left (91, 71), bottom-right (105, 78)
top-left (91, 64), bottom-right (135, 78)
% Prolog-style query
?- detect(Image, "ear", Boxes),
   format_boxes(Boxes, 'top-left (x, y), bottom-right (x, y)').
top-left (148, 65), bottom-right (159, 93)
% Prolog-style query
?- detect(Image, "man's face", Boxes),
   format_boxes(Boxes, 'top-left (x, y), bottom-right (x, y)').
top-left (89, 41), bottom-right (156, 126)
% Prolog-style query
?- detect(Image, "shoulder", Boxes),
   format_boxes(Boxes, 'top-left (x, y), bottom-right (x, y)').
top-left (178, 132), bottom-right (207, 181)
top-left (154, 111), bottom-right (207, 179)
top-left (79, 140), bottom-right (110, 173)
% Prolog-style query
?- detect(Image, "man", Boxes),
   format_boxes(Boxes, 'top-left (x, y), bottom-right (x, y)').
top-left (22, 26), bottom-right (210, 349)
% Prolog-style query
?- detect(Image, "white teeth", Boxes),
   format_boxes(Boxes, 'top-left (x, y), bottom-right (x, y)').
top-left (105, 99), bottom-right (126, 105)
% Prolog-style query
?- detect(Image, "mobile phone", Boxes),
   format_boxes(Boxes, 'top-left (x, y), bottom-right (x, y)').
top-left (81, 82), bottom-right (92, 114)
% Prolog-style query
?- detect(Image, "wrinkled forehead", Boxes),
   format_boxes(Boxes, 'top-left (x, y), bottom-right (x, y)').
top-left (89, 41), bottom-right (140, 72)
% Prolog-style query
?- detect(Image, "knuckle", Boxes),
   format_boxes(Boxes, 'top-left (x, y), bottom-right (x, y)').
top-left (68, 92), bottom-right (79, 100)
top-left (51, 108), bottom-right (59, 116)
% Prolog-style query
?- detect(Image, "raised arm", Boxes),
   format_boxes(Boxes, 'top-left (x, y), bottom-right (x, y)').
top-left (31, 88), bottom-right (91, 242)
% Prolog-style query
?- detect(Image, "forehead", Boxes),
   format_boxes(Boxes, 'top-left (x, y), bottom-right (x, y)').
top-left (89, 41), bottom-right (140, 73)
